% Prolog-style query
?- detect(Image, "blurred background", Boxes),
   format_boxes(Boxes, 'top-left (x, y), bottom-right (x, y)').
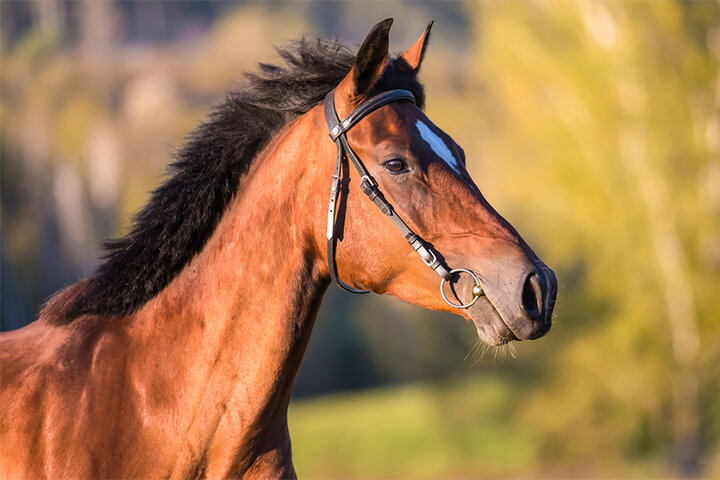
top-left (1, 1), bottom-right (719, 478)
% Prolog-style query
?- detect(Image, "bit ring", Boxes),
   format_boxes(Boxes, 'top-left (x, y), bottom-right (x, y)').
top-left (440, 268), bottom-right (483, 309)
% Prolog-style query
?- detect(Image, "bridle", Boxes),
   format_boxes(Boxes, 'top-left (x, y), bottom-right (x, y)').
top-left (324, 87), bottom-right (483, 309)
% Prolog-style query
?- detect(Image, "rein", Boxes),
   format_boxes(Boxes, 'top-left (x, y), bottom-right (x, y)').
top-left (323, 88), bottom-right (483, 309)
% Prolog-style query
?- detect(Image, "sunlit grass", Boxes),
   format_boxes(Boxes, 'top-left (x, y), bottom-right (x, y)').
top-left (289, 376), bottom-right (540, 479)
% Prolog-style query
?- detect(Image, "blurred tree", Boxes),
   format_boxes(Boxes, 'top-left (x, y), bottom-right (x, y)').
top-left (465, 0), bottom-right (719, 475)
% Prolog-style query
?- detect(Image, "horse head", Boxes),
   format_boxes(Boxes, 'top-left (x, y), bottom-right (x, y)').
top-left (320, 19), bottom-right (557, 346)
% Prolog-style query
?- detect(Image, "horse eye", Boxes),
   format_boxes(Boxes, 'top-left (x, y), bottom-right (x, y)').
top-left (383, 158), bottom-right (408, 174)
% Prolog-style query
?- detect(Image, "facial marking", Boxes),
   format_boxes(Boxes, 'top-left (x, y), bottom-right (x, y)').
top-left (415, 120), bottom-right (463, 176)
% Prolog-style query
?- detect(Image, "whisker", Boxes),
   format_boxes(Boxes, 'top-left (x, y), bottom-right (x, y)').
top-left (464, 338), bottom-right (481, 362)
top-left (479, 342), bottom-right (493, 361)
top-left (466, 336), bottom-right (520, 366)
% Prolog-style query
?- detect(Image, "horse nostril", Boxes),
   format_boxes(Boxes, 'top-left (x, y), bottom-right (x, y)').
top-left (522, 272), bottom-right (544, 321)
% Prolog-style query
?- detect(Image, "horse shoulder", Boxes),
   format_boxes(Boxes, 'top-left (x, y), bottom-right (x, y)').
top-left (0, 317), bottom-right (173, 477)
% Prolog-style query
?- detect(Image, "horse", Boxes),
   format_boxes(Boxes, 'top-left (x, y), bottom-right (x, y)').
top-left (0, 19), bottom-right (557, 479)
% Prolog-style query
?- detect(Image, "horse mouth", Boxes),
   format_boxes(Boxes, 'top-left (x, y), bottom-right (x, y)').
top-left (467, 296), bottom-right (519, 346)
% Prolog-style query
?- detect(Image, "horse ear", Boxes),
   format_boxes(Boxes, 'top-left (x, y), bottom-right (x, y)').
top-left (352, 18), bottom-right (392, 95)
top-left (336, 18), bottom-right (392, 103)
top-left (400, 20), bottom-right (433, 74)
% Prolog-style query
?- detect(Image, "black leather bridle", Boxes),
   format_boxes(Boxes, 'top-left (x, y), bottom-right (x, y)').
top-left (323, 88), bottom-right (484, 309)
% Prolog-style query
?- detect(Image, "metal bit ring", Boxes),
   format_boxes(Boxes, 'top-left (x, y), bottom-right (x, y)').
top-left (440, 268), bottom-right (483, 309)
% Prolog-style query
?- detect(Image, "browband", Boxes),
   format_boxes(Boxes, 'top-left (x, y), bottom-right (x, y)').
top-left (327, 90), bottom-right (416, 141)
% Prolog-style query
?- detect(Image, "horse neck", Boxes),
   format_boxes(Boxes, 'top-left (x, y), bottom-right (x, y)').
top-left (130, 106), bottom-right (331, 472)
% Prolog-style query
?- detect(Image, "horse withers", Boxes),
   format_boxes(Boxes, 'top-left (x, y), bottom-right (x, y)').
top-left (0, 19), bottom-right (556, 479)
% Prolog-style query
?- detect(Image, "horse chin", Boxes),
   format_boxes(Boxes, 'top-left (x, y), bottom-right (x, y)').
top-left (468, 297), bottom-right (518, 346)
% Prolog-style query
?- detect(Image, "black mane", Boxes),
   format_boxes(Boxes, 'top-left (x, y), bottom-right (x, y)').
top-left (52, 38), bottom-right (425, 323)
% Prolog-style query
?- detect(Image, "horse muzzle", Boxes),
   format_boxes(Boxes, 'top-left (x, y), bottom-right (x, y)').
top-left (444, 257), bottom-right (558, 344)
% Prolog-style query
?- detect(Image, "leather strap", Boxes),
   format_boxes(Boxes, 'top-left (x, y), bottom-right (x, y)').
top-left (327, 90), bottom-right (416, 142)
top-left (324, 88), bottom-right (452, 294)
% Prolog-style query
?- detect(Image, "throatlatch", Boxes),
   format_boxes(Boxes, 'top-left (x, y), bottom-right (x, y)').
top-left (323, 88), bottom-right (483, 309)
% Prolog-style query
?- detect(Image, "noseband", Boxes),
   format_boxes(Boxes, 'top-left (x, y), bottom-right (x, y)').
top-left (324, 88), bottom-right (483, 309)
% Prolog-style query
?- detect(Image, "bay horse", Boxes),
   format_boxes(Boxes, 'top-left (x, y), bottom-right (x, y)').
top-left (0, 19), bottom-right (556, 479)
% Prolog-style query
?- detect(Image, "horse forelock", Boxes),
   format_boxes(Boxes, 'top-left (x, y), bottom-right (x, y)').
top-left (45, 37), bottom-right (426, 324)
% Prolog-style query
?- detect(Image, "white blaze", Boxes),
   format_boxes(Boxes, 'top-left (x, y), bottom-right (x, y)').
top-left (415, 119), bottom-right (463, 176)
